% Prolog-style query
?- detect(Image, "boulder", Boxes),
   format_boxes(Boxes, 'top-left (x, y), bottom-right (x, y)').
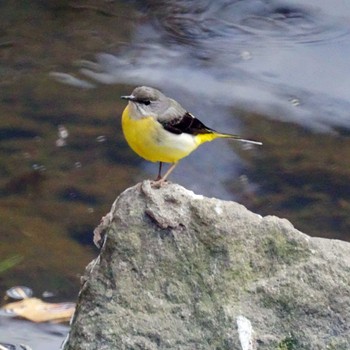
top-left (63, 181), bottom-right (350, 350)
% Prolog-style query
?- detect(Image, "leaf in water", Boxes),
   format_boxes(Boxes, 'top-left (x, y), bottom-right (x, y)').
top-left (1, 297), bottom-right (75, 323)
top-left (0, 255), bottom-right (23, 274)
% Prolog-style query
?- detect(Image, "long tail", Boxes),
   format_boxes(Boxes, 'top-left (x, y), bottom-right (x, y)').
top-left (219, 133), bottom-right (263, 145)
top-left (198, 131), bottom-right (262, 145)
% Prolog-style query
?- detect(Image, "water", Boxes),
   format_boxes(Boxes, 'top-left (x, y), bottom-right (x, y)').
top-left (77, 0), bottom-right (350, 131)
top-left (0, 318), bottom-right (68, 350)
top-left (1, 0), bottom-right (350, 348)
top-left (69, 0), bottom-right (350, 237)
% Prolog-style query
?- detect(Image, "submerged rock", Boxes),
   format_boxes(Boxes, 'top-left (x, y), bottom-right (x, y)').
top-left (63, 181), bottom-right (350, 350)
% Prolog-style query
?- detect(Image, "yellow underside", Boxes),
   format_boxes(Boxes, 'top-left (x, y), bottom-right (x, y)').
top-left (122, 106), bottom-right (219, 163)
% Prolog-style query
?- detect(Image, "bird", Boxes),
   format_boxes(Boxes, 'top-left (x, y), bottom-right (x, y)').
top-left (121, 86), bottom-right (262, 183)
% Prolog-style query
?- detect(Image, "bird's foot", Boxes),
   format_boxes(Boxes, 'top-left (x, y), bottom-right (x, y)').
top-left (150, 177), bottom-right (168, 188)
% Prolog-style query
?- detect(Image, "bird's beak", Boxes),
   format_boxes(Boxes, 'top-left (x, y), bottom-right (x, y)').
top-left (121, 95), bottom-right (135, 101)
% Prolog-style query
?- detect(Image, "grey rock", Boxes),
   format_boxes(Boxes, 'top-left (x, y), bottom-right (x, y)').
top-left (63, 181), bottom-right (350, 350)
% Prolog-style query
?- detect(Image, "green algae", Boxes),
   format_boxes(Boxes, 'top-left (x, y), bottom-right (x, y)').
top-left (278, 334), bottom-right (299, 350)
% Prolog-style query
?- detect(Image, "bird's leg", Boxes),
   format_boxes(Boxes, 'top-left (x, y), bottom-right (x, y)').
top-left (155, 162), bottom-right (163, 181)
top-left (158, 162), bottom-right (177, 183)
top-left (151, 162), bottom-right (178, 187)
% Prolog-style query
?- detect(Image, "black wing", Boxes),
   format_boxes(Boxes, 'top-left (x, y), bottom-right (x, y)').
top-left (160, 112), bottom-right (214, 135)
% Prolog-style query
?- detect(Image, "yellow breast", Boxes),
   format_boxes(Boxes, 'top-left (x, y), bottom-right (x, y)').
top-left (121, 106), bottom-right (200, 163)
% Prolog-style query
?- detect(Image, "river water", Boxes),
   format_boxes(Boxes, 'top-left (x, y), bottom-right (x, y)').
top-left (1, 0), bottom-right (350, 348)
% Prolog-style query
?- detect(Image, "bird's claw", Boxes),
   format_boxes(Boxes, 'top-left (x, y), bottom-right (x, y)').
top-left (150, 178), bottom-right (168, 188)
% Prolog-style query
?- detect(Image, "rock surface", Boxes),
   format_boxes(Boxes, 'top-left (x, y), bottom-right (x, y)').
top-left (63, 181), bottom-right (350, 350)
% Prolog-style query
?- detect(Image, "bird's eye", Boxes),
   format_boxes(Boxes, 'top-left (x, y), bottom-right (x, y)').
top-left (135, 98), bottom-right (151, 106)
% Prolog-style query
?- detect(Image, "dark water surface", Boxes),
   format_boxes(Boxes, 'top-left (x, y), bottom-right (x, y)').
top-left (1, 0), bottom-right (350, 348)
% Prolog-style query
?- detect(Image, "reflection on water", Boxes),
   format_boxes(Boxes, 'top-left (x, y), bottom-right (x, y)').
top-left (68, 0), bottom-right (350, 237)
top-left (0, 318), bottom-right (69, 350)
top-left (78, 0), bottom-right (350, 131)
top-left (1, 0), bottom-right (350, 348)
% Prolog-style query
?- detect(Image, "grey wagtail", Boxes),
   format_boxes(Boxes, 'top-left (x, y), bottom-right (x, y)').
top-left (121, 86), bottom-right (262, 183)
